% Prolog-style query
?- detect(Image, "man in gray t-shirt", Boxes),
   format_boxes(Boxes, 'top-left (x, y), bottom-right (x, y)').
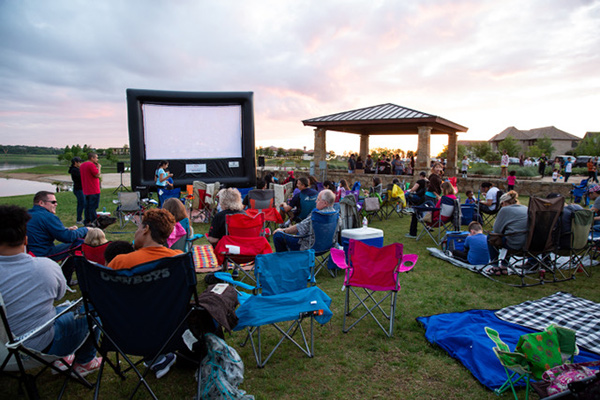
top-left (589, 185), bottom-right (600, 230)
top-left (0, 205), bottom-right (100, 374)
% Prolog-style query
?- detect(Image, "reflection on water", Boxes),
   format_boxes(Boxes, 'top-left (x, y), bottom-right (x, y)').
top-left (0, 163), bottom-right (37, 171)
top-left (0, 178), bottom-right (58, 197)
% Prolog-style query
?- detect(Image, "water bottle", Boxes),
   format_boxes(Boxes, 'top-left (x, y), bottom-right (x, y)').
top-left (102, 206), bottom-right (106, 213)
top-left (362, 217), bottom-right (368, 228)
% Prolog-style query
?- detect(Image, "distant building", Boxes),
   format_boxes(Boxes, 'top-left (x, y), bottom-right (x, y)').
top-left (488, 126), bottom-right (581, 156)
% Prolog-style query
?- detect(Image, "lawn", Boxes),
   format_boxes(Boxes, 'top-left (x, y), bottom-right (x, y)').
top-left (1, 190), bottom-right (598, 399)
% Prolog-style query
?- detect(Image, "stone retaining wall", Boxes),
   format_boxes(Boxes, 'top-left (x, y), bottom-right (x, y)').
top-left (258, 169), bottom-right (580, 199)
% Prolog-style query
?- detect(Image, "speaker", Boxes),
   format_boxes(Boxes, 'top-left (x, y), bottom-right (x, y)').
top-left (258, 156), bottom-right (265, 167)
top-left (117, 162), bottom-right (125, 173)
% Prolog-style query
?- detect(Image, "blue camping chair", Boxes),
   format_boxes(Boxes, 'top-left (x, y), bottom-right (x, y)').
top-left (571, 178), bottom-right (590, 205)
top-left (74, 253), bottom-right (201, 399)
top-left (351, 181), bottom-right (361, 192)
top-left (216, 250), bottom-right (333, 368)
top-left (460, 203), bottom-right (481, 226)
top-left (158, 187), bottom-right (181, 207)
top-left (297, 191), bottom-right (318, 221)
top-left (278, 210), bottom-right (340, 278)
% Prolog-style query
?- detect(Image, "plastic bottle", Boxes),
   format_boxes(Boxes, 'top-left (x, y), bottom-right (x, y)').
top-left (362, 217), bottom-right (368, 228)
top-left (102, 206), bottom-right (106, 213)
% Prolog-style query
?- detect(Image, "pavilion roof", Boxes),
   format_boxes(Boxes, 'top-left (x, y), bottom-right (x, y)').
top-left (302, 103), bottom-right (468, 135)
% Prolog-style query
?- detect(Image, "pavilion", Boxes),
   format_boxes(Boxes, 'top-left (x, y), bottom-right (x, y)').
top-left (302, 103), bottom-right (468, 176)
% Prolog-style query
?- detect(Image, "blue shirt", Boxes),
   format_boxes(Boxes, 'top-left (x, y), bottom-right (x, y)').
top-left (27, 205), bottom-right (88, 257)
top-left (465, 233), bottom-right (490, 265)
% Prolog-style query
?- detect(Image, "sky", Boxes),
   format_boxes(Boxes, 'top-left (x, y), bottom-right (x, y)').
top-left (1, 0), bottom-right (599, 157)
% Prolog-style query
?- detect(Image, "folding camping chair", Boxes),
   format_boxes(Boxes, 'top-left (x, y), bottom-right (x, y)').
top-left (362, 194), bottom-right (384, 222)
top-left (191, 181), bottom-right (220, 223)
top-left (157, 187), bottom-right (181, 208)
top-left (415, 196), bottom-right (460, 247)
top-left (215, 250), bottom-right (333, 368)
top-left (487, 196), bottom-right (566, 287)
top-left (555, 208), bottom-right (594, 278)
top-left (0, 293), bottom-right (93, 399)
top-left (170, 218), bottom-right (204, 253)
top-left (331, 240), bottom-right (417, 337)
top-left (277, 209), bottom-right (340, 278)
top-left (570, 178), bottom-right (590, 205)
top-left (115, 191), bottom-right (144, 228)
top-left (381, 184), bottom-right (407, 219)
top-left (245, 188), bottom-right (283, 230)
top-left (339, 193), bottom-right (361, 230)
top-left (74, 253), bottom-right (200, 399)
top-left (485, 325), bottom-right (579, 400)
top-left (214, 213), bottom-right (272, 281)
top-left (81, 242), bottom-right (112, 265)
top-left (479, 189), bottom-right (504, 227)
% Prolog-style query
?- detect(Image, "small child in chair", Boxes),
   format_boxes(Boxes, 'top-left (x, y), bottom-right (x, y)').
top-left (465, 190), bottom-right (476, 205)
top-left (451, 221), bottom-right (489, 265)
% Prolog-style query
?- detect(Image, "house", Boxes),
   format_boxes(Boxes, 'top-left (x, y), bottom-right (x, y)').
top-left (488, 126), bottom-right (581, 156)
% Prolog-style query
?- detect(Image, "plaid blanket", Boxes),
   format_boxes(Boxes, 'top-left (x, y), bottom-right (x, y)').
top-left (495, 291), bottom-right (600, 355)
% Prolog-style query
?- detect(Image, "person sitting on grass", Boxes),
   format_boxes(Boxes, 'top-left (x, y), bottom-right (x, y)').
top-left (26, 191), bottom-right (88, 260)
top-left (0, 204), bottom-right (102, 377)
top-left (272, 189), bottom-right (341, 252)
top-left (450, 221), bottom-right (490, 265)
top-left (106, 208), bottom-right (182, 378)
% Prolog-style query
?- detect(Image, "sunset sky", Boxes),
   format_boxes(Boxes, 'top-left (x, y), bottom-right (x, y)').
top-left (1, 0), bottom-right (599, 156)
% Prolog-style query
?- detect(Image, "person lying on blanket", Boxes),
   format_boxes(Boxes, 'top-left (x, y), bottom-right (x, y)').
top-left (450, 221), bottom-right (490, 265)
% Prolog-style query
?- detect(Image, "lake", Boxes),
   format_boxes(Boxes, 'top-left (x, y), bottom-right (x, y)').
top-left (0, 178), bottom-right (58, 197)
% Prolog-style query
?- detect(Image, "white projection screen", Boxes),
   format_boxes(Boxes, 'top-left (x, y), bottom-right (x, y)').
top-left (142, 104), bottom-right (242, 160)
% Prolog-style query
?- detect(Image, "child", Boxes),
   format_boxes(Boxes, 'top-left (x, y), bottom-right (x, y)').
top-left (507, 170), bottom-right (517, 191)
top-left (451, 221), bottom-right (490, 265)
top-left (104, 240), bottom-right (134, 265)
top-left (465, 190), bottom-right (476, 204)
top-left (84, 227), bottom-right (108, 247)
top-left (552, 169), bottom-right (559, 182)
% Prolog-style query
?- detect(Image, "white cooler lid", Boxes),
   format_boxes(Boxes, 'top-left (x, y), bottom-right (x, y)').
top-left (341, 227), bottom-right (384, 239)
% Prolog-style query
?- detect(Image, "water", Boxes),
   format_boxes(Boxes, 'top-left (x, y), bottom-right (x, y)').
top-left (0, 178), bottom-right (58, 197)
top-left (0, 163), bottom-right (38, 171)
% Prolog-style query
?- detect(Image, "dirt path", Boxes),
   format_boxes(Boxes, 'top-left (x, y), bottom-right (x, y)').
top-left (0, 172), bottom-right (130, 189)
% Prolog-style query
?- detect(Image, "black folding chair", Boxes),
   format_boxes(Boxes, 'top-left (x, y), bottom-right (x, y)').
top-left (74, 253), bottom-right (201, 399)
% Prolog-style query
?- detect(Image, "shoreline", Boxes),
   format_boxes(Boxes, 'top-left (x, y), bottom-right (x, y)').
top-left (0, 172), bottom-right (130, 189)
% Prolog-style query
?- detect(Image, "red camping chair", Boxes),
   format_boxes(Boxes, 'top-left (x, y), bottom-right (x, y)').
top-left (331, 239), bottom-right (417, 337)
top-left (81, 242), bottom-right (112, 266)
top-left (215, 213), bottom-right (272, 281)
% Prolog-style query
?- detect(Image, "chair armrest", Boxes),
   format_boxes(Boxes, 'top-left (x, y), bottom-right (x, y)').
top-left (330, 248), bottom-right (349, 269)
top-left (7, 298), bottom-right (83, 349)
top-left (399, 254), bottom-right (418, 272)
top-left (213, 272), bottom-right (256, 291)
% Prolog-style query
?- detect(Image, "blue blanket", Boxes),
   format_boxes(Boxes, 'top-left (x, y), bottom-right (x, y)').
top-left (417, 309), bottom-right (600, 390)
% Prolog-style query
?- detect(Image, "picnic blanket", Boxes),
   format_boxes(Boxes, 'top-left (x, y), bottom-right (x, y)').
top-left (428, 247), bottom-right (597, 276)
top-left (418, 308), bottom-right (600, 391)
top-left (495, 291), bottom-right (600, 355)
top-left (192, 244), bottom-right (221, 273)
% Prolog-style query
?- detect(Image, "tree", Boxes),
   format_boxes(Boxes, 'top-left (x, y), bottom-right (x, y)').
top-left (437, 144), bottom-right (467, 160)
top-left (534, 135), bottom-right (555, 157)
top-left (469, 142), bottom-right (492, 160)
top-left (573, 133), bottom-right (600, 156)
top-left (497, 135), bottom-right (520, 157)
top-left (276, 147), bottom-right (286, 157)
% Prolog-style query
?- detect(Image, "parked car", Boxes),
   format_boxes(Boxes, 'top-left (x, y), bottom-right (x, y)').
top-left (508, 157), bottom-right (520, 165)
top-left (574, 155), bottom-right (593, 168)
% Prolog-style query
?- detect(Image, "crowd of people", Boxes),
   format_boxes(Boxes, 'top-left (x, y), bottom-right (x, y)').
top-left (3, 149), bottom-right (599, 391)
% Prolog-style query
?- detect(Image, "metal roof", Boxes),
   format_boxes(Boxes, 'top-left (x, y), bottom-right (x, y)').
top-left (302, 103), bottom-right (468, 135)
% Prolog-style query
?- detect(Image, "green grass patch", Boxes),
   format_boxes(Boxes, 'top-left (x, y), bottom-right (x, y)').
top-left (1, 191), bottom-right (598, 399)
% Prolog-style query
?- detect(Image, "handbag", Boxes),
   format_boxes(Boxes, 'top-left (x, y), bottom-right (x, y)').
top-left (542, 361), bottom-right (600, 395)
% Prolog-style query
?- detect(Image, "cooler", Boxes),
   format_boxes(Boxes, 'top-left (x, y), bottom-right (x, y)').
top-left (341, 227), bottom-right (384, 252)
top-left (443, 231), bottom-right (469, 252)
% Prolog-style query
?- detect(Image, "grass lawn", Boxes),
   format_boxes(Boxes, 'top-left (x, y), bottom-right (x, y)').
top-left (1, 190), bottom-right (598, 399)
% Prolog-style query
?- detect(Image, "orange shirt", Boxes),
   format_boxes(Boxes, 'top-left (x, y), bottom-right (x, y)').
top-left (107, 246), bottom-right (182, 270)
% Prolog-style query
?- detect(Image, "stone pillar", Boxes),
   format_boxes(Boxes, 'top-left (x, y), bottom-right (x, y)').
top-left (359, 133), bottom-right (369, 160)
top-left (446, 132), bottom-right (458, 177)
top-left (313, 128), bottom-right (327, 169)
top-left (416, 126), bottom-right (432, 172)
